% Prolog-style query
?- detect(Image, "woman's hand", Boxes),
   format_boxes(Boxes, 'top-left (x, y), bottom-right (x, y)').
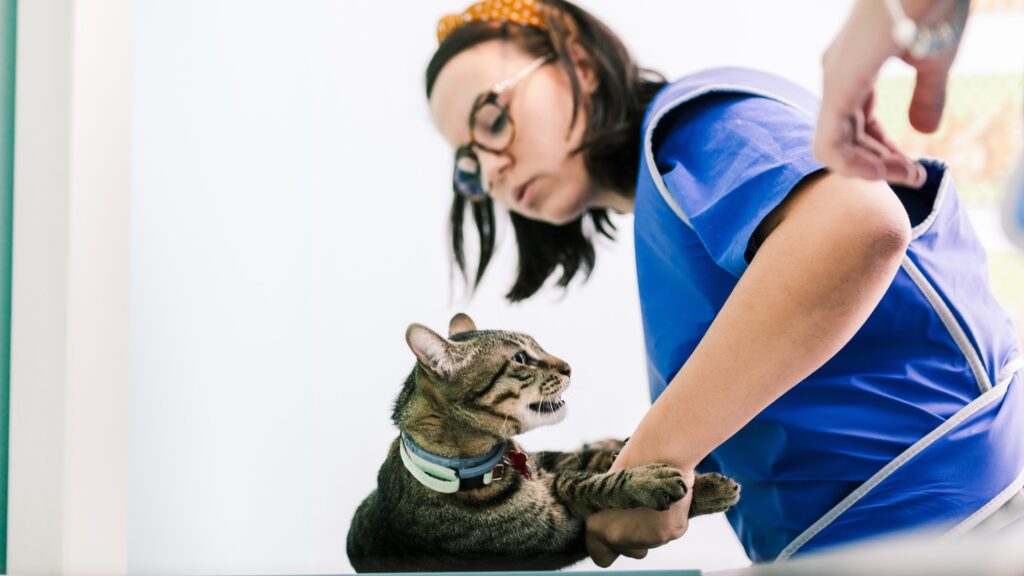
top-left (814, 0), bottom-right (923, 187)
top-left (584, 448), bottom-right (695, 567)
top-left (814, 0), bottom-right (964, 188)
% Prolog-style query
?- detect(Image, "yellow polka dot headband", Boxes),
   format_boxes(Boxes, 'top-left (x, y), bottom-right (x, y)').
top-left (437, 0), bottom-right (552, 44)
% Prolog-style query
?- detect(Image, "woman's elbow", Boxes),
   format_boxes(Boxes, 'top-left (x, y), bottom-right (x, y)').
top-left (845, 188), bottom-right (912, 274)
top-left (766, 173), bottom-right (913, 274)
top-left (867, 180), bottom-right (912, 244)
top-left (795, 174), bottom-right (913, 272)
top-left (866, 212), bottom-right (911, 260)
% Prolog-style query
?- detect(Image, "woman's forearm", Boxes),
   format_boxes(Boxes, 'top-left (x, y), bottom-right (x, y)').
top-left (615, 174), bottom-right (912, 472)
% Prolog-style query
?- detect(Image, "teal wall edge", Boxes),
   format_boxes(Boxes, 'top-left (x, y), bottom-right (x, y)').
top-left (0, 0), bottom-right (16, 572)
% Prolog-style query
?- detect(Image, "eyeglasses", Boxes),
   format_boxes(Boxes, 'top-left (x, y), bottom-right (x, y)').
top-left (452, 55), bottom-right (553, 201)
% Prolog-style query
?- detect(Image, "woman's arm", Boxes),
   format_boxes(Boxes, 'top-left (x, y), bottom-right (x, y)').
top-left (586, 171), bottom-right (912, 566)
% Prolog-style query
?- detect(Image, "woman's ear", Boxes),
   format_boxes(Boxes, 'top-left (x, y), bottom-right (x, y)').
top-left (567, 40), bottom-right (599, 95)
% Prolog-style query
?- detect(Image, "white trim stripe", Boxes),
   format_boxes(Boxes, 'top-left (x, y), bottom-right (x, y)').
top-left (776, 256), bottom-right (1009, 560)
top-left (641, 85), bottom-right (815, 228)
top-left (901, 257), bottom-right (993, 393)
top-left (999, 357), bottom-right (1024, 386)
top-left (943, 359), bottom-right (1024, 536)
top-left (945, 469), bottom-right (1024, 538)
top-left (775, 376), bottom-right (1014, 561)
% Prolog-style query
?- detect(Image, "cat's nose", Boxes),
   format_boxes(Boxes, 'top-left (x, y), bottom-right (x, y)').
top-left (557, 362), bottom-right (571, 377)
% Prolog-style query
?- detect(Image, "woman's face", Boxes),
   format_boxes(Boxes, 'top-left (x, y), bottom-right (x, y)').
top-left (429, 40), bottom-right (599, 225)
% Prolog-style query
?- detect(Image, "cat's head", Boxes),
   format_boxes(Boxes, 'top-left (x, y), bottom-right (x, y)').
top-left (397, 313), bottom-right (572, 438)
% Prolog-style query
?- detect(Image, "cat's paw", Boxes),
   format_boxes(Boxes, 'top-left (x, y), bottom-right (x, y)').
top-left (690, 472), bottom-right (741, 517)
top-left (625, 463), bottom-right (688, 511)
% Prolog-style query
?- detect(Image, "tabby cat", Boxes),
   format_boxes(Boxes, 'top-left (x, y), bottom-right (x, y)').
top-left (346, 313), bottom-right (740, 572)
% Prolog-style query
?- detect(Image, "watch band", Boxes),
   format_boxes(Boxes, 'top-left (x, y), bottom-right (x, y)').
top-left (885, 0), bottom-right (971, 59)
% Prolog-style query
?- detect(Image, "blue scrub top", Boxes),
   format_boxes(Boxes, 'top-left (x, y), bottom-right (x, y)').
top-left (633, 68), bottom-right (1024, 562)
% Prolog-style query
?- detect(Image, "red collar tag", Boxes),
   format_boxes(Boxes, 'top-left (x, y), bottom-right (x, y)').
top-left (503, 449), bottom-right (532, 479)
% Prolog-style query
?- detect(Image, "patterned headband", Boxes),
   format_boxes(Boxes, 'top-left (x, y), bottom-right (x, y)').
top-left (436, 0), bottom-right (553, 44)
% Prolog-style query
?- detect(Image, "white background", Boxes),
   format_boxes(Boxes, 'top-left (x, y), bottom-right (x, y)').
top-left (122, 1), bottom-right (1022, 574)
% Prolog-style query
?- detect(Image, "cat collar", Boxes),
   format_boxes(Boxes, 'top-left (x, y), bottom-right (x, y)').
top-left (400, 432), bottom-right (531, 493)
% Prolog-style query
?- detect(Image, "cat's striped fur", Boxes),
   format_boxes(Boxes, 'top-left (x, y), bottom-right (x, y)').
top-left (346, 314), bottom-right (740, 572)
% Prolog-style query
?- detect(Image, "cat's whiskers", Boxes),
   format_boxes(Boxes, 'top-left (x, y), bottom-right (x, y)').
top-left (570, 450), bottom-right (583, 468)
top-left (499, 399), bottom-right (514, 437)
top-left (516, 386), bottom-right (543, 433)
top-left (500, 385), bottom-right (532, 437)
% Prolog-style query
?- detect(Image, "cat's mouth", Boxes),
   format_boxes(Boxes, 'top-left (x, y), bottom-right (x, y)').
top-left (528, 398), bottom-right (565, 413)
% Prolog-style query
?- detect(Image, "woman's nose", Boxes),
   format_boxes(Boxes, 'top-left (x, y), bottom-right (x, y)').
top-left (478, 150), bottom-right (512, 193)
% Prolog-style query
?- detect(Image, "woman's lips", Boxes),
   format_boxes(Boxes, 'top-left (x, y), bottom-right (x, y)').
top-left (514, 178), bottom-right (536, 207)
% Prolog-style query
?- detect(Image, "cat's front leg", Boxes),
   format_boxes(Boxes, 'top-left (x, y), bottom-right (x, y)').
top-left (548, 463), bottom-right (688, 519)
top-left (533, 438), bottom-right (625, 474)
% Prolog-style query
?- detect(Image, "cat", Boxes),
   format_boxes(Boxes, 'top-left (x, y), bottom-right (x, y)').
top-left (346, 313), bottom-right (740, 572)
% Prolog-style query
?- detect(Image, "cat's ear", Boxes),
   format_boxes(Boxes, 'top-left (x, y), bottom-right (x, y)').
top-left (406, 323), bottom-right (454, 376)
top-left (448, 313), bottom-right (477, 337)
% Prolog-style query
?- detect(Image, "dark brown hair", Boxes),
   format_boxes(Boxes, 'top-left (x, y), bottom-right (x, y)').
top-left (425, 0), bottom-right (665, 302)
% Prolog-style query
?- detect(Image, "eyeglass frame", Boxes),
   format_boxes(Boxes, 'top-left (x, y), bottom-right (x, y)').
top-left (452, 54), bottom-right (554, 202)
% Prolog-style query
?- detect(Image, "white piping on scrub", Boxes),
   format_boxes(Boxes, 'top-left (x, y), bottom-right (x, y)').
top-left (901, 256), bottom-right (993, 394)
top-left (641, 85), bottom-right (815, 229)
top-left (775, 366), bottom-right (1018, 561)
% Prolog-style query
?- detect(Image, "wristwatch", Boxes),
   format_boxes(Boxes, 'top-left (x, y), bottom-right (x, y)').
top-left (885, 0), bottom-right (971, 59)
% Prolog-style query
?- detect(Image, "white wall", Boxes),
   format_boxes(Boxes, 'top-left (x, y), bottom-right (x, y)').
top-left (8, 0), bottom-right (131, 574)
top-left (126, 1), bottom-right (860, 574)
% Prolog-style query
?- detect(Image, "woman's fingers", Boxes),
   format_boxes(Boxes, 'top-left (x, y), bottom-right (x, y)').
top-left (851, 98), bottom-right (920, 183)
top-left (618, 547), bottom-right (650, 560)
top-left (585, 503), bottom-right (690, 568)
top-left (585, 531), bottom-right (620, 568)
top-left (815, 105), bottom-right (883, 181)
top-left (813, 103), bottom-right (855, 170)
top-left (585, 533), bottom-right (650, 567)
top-left (815, 102), bottom-right (925, 189)
top-left (862, 102), bottom-right (926, 187)
top-left (851, 99), bottom-right (895, 162)
top-left (905, 49), bottom-right (957, 134)
top-left (844, 136), bottom-right (924, 188)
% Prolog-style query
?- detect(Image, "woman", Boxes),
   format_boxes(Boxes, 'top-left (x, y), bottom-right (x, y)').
top-left (425, 0), bottom-right (1024, 566)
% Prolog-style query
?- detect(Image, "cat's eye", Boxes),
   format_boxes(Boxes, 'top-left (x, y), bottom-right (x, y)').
top-left (512, 352), bottom-right (528, 364)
